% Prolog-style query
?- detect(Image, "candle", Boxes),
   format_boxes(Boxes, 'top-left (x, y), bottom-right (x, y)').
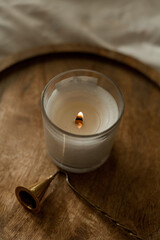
top-left (41, 69), bottom-right (124, 173)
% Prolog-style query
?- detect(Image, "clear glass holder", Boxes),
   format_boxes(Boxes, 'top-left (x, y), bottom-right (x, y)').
top-left (41, 69), bottom-right (124, 173)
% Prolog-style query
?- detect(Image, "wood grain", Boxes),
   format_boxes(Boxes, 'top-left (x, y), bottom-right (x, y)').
top-left (0, 45), bottom-right (160, 240)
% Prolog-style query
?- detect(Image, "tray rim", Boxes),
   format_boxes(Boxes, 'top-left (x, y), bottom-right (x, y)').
top-left (0, 43), bottom-right (159, 88)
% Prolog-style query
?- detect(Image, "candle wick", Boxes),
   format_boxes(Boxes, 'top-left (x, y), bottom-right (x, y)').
top-left (75, 112), bottom-right (83, 129)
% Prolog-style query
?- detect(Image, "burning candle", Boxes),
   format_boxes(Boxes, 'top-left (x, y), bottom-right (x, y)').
top-left (41, 69), bottom-right (124, 173)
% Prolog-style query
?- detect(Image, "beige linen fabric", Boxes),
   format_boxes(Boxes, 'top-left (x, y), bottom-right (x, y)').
top-left (0, 0), bottom-right (160, 70)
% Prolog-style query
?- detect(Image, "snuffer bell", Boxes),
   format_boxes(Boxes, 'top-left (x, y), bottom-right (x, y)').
top-left (15, 172), bottom-right (59, 213)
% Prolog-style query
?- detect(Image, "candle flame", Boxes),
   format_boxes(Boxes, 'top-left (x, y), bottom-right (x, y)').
top-left (75, 112), bottom-right (84, 129)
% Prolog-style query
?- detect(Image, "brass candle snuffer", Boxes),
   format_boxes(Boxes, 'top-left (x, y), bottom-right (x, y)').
top-left (15, 170), bottom-right (143, 240)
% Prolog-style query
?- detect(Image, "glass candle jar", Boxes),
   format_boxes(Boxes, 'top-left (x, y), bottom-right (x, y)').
top-left (41, 69), bottom-right (124, 173)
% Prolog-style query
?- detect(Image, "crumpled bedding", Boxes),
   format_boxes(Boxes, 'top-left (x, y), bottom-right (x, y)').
top-left (0, 0), bottom-right (160, 71)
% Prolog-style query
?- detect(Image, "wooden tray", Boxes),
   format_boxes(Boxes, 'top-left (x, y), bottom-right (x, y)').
top-left (0, 44), bottom-right (160, 240)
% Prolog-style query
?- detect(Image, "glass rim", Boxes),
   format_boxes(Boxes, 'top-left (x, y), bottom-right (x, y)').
top-left (41, 69), bottom-right (125, 138)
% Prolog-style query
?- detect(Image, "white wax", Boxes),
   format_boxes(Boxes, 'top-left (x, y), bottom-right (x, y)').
top-left (46, 78), bottom-right (118, 135)
top-left (43, 76), bottom-right (119, 173)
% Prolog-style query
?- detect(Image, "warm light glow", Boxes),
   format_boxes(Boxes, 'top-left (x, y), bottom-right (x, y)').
top-left (77, 112), bottom-right (83, 119)
top-left (75, 112), bottom-right (84, 129)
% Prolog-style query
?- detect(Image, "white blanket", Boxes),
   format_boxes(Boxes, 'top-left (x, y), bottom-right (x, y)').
top-left (0, 0), bottom-right (160, 70)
